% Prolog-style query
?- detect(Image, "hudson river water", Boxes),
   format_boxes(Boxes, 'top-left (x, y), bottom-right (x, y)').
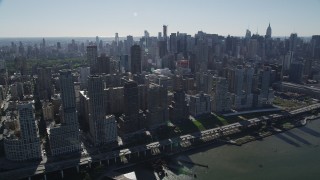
top-left (129, 119), bottom-right (320, 180)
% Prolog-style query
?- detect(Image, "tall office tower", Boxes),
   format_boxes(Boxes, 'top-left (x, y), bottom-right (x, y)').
top-left (163, 25), bottom-right (168, 39)
top-left (158, 40), bottom-right (167, 58)
top-left (303, 59), bottom-right (313, 77)
top-left (260, 66), bottom-right (271, 98)
top-left (265, 23), bottom-right (272, 38)
top-left (244, 66), bottom-right (254, 108)
top-left (158, 32), bottom-right (162, 40)
top-left (88, 75), bottom-right (116, 145)
top-left (289, 62), bottom-right (304, 84)
top-left (120, 55), bottom-right (129, 72)
top-left (130, 45), bottom-right (142, 74)
top-left (87, 45), bottom-right (98, 74)
top-left (36, 67), bottom-right (52, 100)
top-left (41, 38), bottom-right (46, 49)
top-left (48, 70), bottom-right (81, 156)
top-left (244, 66), bottom-right (254, 94)
top-left (311, 35), bottom-right (320, 59)
top-left (195, 38), bottom-right (208, 72)
top-left (232, 65), bottom-right (247, 110)
top-left (144, 30), bottom-right (150, 38)
top-left (105, 86), bottom-right (124, 114)
top-left (245, 29), bottom-right (252, 39)
top-left (138, 84), bottom-right (148, 111)
top-left (211, 77), bottom-right (231, 113)
top-left (234, 65), bottom-right (244, 95)
top-left (88, 75), bottom-right (105, 145)
top-left (79, 66), bottom-right (90, 89)
top-left (254, 66), bottom-right (274, 107)
top-left (177, 33), bottom-right (188, 54)
top-left (119, 81), bottom-right (141, 134)
top-left (289, 33), bottom-right (298, 53)
top-left (283, 51), bottom-right (294, 71)
top-left (96, 36), bottom-right (99, 46)
top-left (126, 35), bottom-right (134, 54)
top-left (59, 70), bottom-right (77, 124)
top-left (170, 33), bottom-right (177, 53)
top-left (43, 38), bottom-right (46, 47)
top-left (248, 39), bottom-right (258, 58)
top-left (146, 83), bottom-right (168, 128)
top-left (4, 102), bottom-right (42, 161)
top-left (169, 89), bottom-right (188, 123)
top-left (97, 54), bottom-right (111, 74)
top-left (115, 33), bottom-right (119, 46)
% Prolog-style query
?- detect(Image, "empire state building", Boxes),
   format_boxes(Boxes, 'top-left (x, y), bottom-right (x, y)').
top-left (266, 23), bottom-right (272, 38)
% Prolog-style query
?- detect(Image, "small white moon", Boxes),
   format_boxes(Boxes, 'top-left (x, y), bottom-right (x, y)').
top-left (133, 12), bottom-right (138, 17)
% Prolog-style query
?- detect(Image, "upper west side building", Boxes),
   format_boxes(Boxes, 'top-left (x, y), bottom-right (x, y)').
top-left (4, 102), bottom-right (42, 161)
top-left (47, 70), bottom-right (81, 156)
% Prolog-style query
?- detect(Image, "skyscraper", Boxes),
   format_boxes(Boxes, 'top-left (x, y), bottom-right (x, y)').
top-left (261, 66), bottom-right (271, 98)
top-left (130, 45), bottom-right (141, 74)
top-left (97, 54), bottom-right (111, 74)
top-left (211, 77), bottom-right (231, 112)
top-left (4, 102), bottom-right (42, 161)
top-left (88, 75), bottom-right (116, 146)
top-left (245, 29), bottom-right (252, 39)
top-left (48, 70), bottom-right (81, 156)
top-left (170, 33), bottom-right (177, 53)
top-left (234, 65), bottom-right (244, 95)
top-left (265, 23), bottom-right (272, 38)
top-left (189, 92), bottom-right (211, 117)
top-left (36, 67), bottom-right (52, 100)
top-left (119, 80), bottom-right (141, 134)
top-left (289, 33), bottom-right (298, 53)
top-left (289, 62), bottom-right (304, 84)
top-left (311, 35), bottom-right (320, 59)
top-left (163, 25), bottom-right (168, 39)
top-left (79, 66), bottom-right (90, 89)
top-left (88, 75), bottom-right (105, 145)
top-left (87, 45), bottom-right (98, 74)
top-left (115, 33), bottom-right (119, 46)
top-left (169, 90), bottom-right (188, 123)
top-left (146, 83), bottom-right (168, 128)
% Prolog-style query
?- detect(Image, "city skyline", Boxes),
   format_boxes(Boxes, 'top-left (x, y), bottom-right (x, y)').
top-left (0, 0), bottom-right (320, 37)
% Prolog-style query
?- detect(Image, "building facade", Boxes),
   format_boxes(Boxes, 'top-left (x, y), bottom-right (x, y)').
top-left (87, 45), bottom-right (98, 74)
top-left (48, 70), bottom-right (81, 156)
top-left (189, 92), bottom-right (211, 117)
top-left (4, 103), bottom-right (42, 161)
top-left (130, 45), bottom-right (142, 74)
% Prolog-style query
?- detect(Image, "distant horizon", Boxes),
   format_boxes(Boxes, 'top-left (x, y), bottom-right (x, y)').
top-left (0, 35), bottom-right (315, 38)
top-left (1, 0), bottom-right (320, 37)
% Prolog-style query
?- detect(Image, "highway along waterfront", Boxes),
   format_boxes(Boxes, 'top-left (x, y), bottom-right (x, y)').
top-left (114, 119), bottom-right (320, 180)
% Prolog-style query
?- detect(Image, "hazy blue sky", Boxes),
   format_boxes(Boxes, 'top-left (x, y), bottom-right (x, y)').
top-left (0, 0), bottom-right (319, 37)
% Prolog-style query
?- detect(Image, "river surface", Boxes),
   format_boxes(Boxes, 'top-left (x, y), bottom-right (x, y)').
top-left (128, 119), bottom-right (320, 180)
